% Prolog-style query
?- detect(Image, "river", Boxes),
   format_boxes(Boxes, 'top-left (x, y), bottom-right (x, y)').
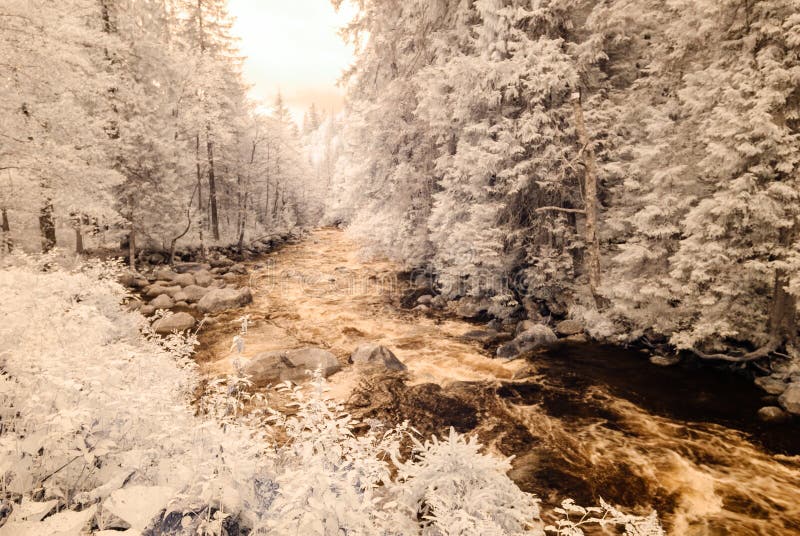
top-left (197, 228), bottom-right (800, 535)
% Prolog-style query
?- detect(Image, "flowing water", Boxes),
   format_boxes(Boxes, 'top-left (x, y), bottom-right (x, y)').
top-left (198, 229), bottom-right (800, 535)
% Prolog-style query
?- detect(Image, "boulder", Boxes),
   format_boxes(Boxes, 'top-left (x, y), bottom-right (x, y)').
top-left (461, 329), bottom-right (501, 345)
top-left (172, 273), bottom-right (195, 287)
top-left (431, 296), bottom-right (447, 309)
top-left (778, 382), bottom-right (800, 415)
top-left (350, 344), bottom-right (407, 371)
top-left (417, 295), bottom-right (434, 306)
top-left (194, 270), bottom-right (214, 287)
top-left (413, 304), bottom-right (430, 313)
top-left (181, 285), bottom-right (209, 303)
top-left (152, 312), bottom-right (196, 334)
top-left (229, 264), bottom-right (248, 275)
top-left (515, 320), bottom-right (538, 336)
top-left (173, 262), bottom-right (211, 274)
top-left (144, 284), bottom-right (171, 299)
top-left (754, 375), bottom-right (788, 396)
top-left (496, 325), bottom-right (556, 358)
top-left (757, 406), bottom-right (790, 424)
top-left (650, 354), bottom-right (681, 367)
top-left (175, 301), bottom-right (189, 308)
top-left (516, 325), bottom-right (557, 346)
top-left (555, 319), bottom-right (584, 337)
top-left (150, 294), bottom-right (174, 310)
top-left (197, 287), bottom-right (253, 314)
top-left (244, 347), bottom-right (341, 385)
top-left (222, 272), bottom-right (239, 283)
top-left (118, 271), bottom-right (140, 287)
top-left (162, 285), bottom-right (184, 299)
top-left (153, 267), bottom-right (177, 282)
top-left (209, 256), bottom-right (234, 268)
top-left (140, 305), bottom-right (156, 316)
top-left (454, 297), bottom-right (490, 320)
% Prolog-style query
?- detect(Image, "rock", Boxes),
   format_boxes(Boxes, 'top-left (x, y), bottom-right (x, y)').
top-left (229, 263), bottom-right (247, 275)
top-left (757, 406), bottom-right (790, 424)
top-left (497, 325), bottom-right (556, 358)
top-left (162, 285), bottom-right (184, 299)
top-left (413, 273), bottom-right (432, 289)
top-left (150, 294), bottom-right (174, 310)
top-left (496, 341), bottom-right (523, 358)
top-left (118, 271), bottom-right (139, 287)
top-left (222, 272), bottom-right (239, 283)
top-left (350, 344), bottom-right (407, 371)
top-left (431, 296), bottom-right (447, 309)
top-left (755, 375), bottom-right (788, 396)
top-left (778, 382), bottom-right (800, 415)
top-left (650, 354), bottom-right (681, 367)
top-left (515, 320), bottom-right (538, 336)
top-left (144, 284), bottom-right (170, 299)
top-left (153, 267), bottom-right (177, 282)
top-left (555, 319), bottom-right (584, 337)
top-left (454, 297), bottom-right (490, 320)
top-left (181, 285), bottom-right (209, 303)
top-left (413, 304), bottom-right (430, 313)
top-left (417, 295), bottom-right (434, 305)
top-left (175, 301), bottom-right (189, 308)
top-left (516, 325), bottom-right (557, 346)
top-left (194, 270), bottom-right (214, 287)
top-left (172, 273), bottom-right (195, 287)
top-left (125, 300), bottom-right (142, 312)
top-left (197, 287), bottom-right (253, 314)
top-left (172, 290), bottom-right (189, 303)
top-left (173, 262), bottom-right (211, 274)
top-left (148, 252), bottom-right (167, 265)
top-left (140, 305), bottom-right (156, 316)
top-left (209, 256), bottom-right (234, 268)
top-left (144, 284), bottom-right (181, 299)
top-left (461, 329), bottom-right (500, 345)
top-left (244, 347), bottom-right (341, 385)
top-left (152, 312), bottom-right (196, 334)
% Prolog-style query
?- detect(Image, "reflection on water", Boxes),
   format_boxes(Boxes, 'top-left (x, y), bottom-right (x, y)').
top-left (199, 229), bottom-right (800, 535)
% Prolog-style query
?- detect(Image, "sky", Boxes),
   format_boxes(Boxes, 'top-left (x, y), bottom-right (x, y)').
top-left (227, 0), bottom-right (357, 124)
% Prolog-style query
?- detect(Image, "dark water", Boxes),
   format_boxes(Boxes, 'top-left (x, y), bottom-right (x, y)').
top-left (531, 342), bottom-right (800, 455)
top-left (495, 342), bottom-right (800, 535)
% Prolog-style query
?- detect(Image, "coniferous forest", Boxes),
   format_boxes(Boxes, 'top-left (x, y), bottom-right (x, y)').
top-left (1, 1), bottom-right (800, 535)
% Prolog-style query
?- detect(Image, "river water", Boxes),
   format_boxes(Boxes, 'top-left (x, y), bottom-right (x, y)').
top-left (198, 228), bottom-right (800, 535)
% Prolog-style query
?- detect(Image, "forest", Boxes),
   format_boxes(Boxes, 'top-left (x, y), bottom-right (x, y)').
top-left (1, 0), bottom-right (800, 534)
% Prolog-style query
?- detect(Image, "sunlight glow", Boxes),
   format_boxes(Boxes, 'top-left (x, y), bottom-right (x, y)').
top-left (228, 0), bottom-right (357, 122)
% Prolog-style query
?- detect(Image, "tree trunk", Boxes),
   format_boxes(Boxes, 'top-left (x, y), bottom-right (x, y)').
top-left (1, 207), bottom-right (11, 252)
top-left (196, 133), bottom-right (206, 258)
top-left (769, 230), bottom-right (797, 345)
top-left (238, 192), bottom-right (248, 251)
top-left (72, 214), bottom-right (84, 255)
top-left (571, 91), bottom-right (601, 303)
top-left (39, 198), bottom-right (56, 253)
top-left (128, 225), bottom-right (136, 272)
top-left (206, 128), bottom-right (220, 240)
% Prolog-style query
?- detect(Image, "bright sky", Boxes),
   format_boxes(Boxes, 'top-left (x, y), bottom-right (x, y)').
top-left (228, 0), bottom-right (357, 124)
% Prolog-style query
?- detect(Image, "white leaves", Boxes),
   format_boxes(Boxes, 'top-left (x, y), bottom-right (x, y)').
top-left (103, 486), bottom-right (175, 532)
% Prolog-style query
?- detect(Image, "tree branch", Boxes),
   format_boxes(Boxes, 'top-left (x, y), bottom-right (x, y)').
top-left (689, 337), bottom-right (780, 363)
top-left (535, 206), bottom-right (586, 215)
